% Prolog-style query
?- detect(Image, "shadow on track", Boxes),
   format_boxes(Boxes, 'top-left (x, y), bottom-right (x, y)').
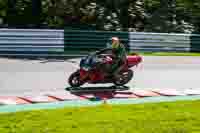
top-left (65, 85), bottom-right (130, 93)
top-left (64, 86), bottom-right (132, 101)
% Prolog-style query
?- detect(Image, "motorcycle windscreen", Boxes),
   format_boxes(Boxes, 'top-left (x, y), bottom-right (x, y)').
top-left (80, 54), bottom-right (99, 70)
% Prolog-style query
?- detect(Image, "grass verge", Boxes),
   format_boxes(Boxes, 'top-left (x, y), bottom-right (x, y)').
top-left (64, 50), bottom-right (200, 56)
top-left (130, 52), bottom-right (200, 56)
top-left (0, 100), bottom-right (200, 133)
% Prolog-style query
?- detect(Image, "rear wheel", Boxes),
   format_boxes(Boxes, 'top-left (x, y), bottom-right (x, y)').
top-left (68, 71), bottom-right (84, 87)
top-left (113, 69), bottom-right (133, 86)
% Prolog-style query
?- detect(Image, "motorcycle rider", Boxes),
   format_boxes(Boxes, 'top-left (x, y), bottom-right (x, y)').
top-left (80, 36), bottom-right (127, 79)
top-left (108, 37), bottom-right (127, 77)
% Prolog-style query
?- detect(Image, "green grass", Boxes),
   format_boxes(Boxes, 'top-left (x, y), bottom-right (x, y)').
top-left (64, 49), bottom-right (200, 56)
top-left (0, 100), bottom-right (200, 133)
top-left (131, 52), bottom-right (200, 56)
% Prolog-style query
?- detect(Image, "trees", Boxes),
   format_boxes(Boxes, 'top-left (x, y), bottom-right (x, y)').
top-left (128, 0), bottom-right (146, 31)
top-left (32, 0), bottom-right (42, 27)
top-left (0, 0), bottom-right (200, 33)
top-left (42, 0), bottom-right (96, 29)
top-left (144, 0), bottom-right (196, 33)
top-left (176, 0), bottom-right (200, 33)
top-left (96, 0), bottom-right (146, 31)
top-left (6, 0), bottom-right (41, 28)
top-left (0, 0), bottom-right (7, 27)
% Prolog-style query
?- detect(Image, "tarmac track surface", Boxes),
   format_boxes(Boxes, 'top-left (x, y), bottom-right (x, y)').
top-left (0, 56), bottom-right (200, 96)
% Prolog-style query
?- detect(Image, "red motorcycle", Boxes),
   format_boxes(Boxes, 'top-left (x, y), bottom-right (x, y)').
top-left (68, 49), bottom-right (142, 87)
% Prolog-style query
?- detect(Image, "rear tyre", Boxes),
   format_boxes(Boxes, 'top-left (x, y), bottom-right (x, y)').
top-left (113, 69), bottom-right (133, 86)
top-left (68, 71), bottom-right (84, 87)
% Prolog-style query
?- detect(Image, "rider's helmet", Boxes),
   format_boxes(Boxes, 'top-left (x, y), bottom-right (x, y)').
top-left (111, 37), bottom-right (119, 42)
top-left (111, 37), bottom-right (120, 49)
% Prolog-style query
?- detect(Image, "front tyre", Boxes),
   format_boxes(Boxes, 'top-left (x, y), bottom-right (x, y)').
top-left (68, 71), bottom-right (84, 87)
top-left (113, 69), bottom-right (134, 86)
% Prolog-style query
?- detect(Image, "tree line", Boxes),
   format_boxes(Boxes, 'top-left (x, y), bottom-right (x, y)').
top-left (0, 0), bottom-right (199, 33)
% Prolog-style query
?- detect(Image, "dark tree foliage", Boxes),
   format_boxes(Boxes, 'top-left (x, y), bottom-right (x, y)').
top-left (0, 0), bottom-right (199, 33)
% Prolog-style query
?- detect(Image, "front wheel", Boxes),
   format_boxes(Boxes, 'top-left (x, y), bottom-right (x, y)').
top-left (113, 69), bottom-right (134, 86)
top-left (68, 71), bottom-right (84, 87)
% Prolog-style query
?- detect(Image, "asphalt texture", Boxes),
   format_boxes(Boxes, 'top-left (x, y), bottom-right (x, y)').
top-left (0, 56), bottom-right (200, 96)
